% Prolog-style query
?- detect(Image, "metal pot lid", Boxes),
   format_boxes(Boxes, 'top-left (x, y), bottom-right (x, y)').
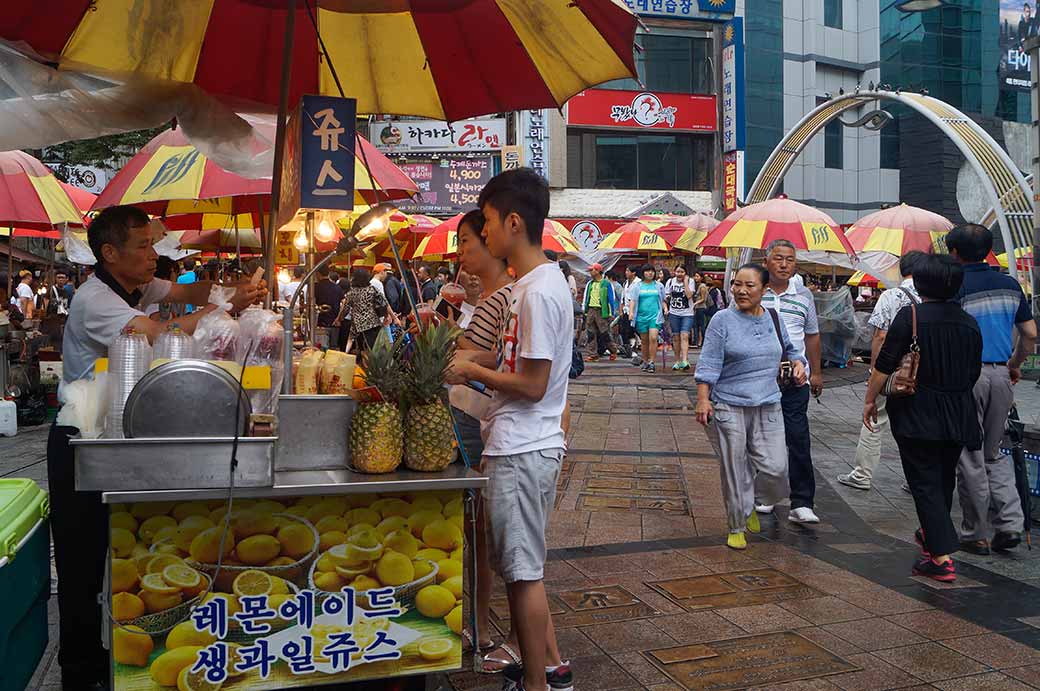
top-left (123, 359), bottom-right (252, 438)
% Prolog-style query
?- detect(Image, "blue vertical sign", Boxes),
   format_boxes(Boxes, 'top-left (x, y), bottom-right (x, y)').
top-left (299, 95), bottom-right (357, 211)
top-left (721, 18), bottom-right (745, 153)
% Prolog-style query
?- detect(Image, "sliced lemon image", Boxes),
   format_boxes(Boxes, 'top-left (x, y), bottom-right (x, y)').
top-left (417, 637), bottom-right (453, 661)
top-left (141, 572), bottom-right (180, 595)
top-left (232, 569), bottom-right (273, 598)
top-left (162, 563), bottom-right (202, 590)
top-left (146, 554), bottom-right (185, 575)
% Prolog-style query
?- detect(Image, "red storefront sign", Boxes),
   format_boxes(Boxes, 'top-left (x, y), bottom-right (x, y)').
top-left (723, 152), bottom-right (738, 212)
top-left (566, 89), bottom-right (717, 132)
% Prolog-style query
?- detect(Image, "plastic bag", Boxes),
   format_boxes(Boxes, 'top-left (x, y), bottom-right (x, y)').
top-left (238, 307), bottom-right (284, 414)
top-left (320, 349), bottom-right (357, 395)
top-left (57, 376), bottom-right (108, 438)
top-left (193, 285), bottom-right (240, 362)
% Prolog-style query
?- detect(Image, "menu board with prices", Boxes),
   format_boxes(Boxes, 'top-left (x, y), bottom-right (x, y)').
top-left (394, 156), bottom-right (494, 215)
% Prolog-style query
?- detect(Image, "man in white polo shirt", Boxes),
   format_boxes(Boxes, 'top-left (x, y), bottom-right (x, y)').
top-left (50, 205), bottom-right (263, 691)
top-left (760, 240), bottom-right (823, 524)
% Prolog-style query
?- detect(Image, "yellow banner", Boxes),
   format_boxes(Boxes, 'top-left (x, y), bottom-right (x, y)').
top-left (121, 145), bottom-right (206, 205)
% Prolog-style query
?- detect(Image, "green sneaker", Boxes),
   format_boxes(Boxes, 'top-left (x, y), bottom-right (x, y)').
top-left (746, 511), bottom-right (761, 534)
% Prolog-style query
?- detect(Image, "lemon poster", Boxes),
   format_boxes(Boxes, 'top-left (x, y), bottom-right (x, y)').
top-left (108, 491), bottom-right (466, 690)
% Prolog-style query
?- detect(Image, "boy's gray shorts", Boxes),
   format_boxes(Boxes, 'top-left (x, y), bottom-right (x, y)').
top-left (482, 448), bottom-right (563, 583)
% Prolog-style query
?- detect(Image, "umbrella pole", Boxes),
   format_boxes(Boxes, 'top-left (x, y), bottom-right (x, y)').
top-left (264, 0), bottom-right (298, 307)
top-left (7, 236), bottom-right (12, 297)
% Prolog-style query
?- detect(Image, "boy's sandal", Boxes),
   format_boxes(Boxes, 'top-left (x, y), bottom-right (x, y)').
top-left (461, 630), bottom-right (495, 655)
top-left (481, 642), bottom-right (521, 674)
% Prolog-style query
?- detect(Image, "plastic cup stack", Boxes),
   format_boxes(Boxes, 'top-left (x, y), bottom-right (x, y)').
top-left (153, 324), bottom-right (195, 362)
top-left (105, 327), bottom-right (152, 439)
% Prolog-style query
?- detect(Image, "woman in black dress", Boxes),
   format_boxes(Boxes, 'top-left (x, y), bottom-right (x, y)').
top-left (863, 254), bottom-right (982, 583)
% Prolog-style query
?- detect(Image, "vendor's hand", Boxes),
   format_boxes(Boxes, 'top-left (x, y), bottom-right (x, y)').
top-left (810, 371), bottom-right (824, 398)
top-left (863, 399), bottom-right (879, 431)
top-left (445, 355), bottom-right (472, 385)
top-left (694, 399), bottom-right (713, 426)
top-left (228, 281), bottom-right (264, 313)
top-left (793, 361), bottom-right (807, 386)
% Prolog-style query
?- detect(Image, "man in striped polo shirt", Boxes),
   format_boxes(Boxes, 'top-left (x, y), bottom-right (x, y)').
top-left (759, 240), bottom-right (824, 524)
top-left (948, 224), bottom-right (1036, 554)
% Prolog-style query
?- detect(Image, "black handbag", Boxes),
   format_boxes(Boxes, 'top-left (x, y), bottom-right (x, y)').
top-left (767, 308), bottom-right (796, 390)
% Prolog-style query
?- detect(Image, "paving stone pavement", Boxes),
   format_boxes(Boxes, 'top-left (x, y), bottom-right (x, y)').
top-left (5, 358), bottom-right (1040, 690)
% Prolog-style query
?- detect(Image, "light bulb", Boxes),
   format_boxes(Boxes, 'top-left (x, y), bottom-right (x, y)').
top-left (277, 268), bottom-right (291, 285)
top-left (293, 228), bottom-right (309, 251)
top-left (315, 219), bottom-right (336, 243)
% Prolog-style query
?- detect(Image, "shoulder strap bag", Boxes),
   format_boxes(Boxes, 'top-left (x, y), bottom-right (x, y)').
top-left (767, 308), bottom-right (795, 390)
top-left (881, 302), bottom-right (919, 397)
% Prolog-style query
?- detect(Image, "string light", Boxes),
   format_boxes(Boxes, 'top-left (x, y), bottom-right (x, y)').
top-left (315, 218), bottom-right (337, 243)
top-left (293, 228), bottom-right (309, 251)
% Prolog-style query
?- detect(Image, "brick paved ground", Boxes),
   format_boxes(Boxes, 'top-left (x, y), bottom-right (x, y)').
top-left (7, 358), bottom-right (1040, 691)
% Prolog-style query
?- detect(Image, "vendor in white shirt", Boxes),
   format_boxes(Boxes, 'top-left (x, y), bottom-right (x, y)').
top-left (12, 269), bottom-right (34, 317)
top-left (49, 205), bottom-right (264, 691)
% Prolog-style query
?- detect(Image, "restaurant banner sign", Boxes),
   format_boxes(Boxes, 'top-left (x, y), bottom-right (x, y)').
top-left (371, 118), bottom-right (505, 153)
top-left (277, 95), bottom-right (357, 231)
top-left (621, 0), bottom-right (735, 20)
top-left (566, 89), bottom-right (716, 133)
top-left (108, 490), bottom-right (466, 690)
top-left (722, 151), bottom-right (744, 213)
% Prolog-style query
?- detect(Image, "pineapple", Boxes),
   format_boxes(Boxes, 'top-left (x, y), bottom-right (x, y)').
top-left (403, 322), bottom-right (461, 472)
top-left (350, 330), bottom-right (405, 474)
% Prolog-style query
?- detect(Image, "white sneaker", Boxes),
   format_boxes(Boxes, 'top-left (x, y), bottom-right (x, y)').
top-left (837, 471), bottom-right (871, 490)
top-left (754, 504), bottom-right (774, 514)
top-left (788, 507), bottom-right (820, 524)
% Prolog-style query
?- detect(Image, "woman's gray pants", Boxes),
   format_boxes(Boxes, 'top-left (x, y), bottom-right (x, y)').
top-left (707, 401), bottom-right (790, 532)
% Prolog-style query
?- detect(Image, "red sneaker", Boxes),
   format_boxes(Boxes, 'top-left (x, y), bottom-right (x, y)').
top-left (608, 353), bottom-right (617, 361)
top-left (912, 556), bottom-right (955, 582)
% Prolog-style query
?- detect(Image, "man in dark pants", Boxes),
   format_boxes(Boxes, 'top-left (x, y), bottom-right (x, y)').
top-left (51, 206), bottom-right (262, 690)
top-left (759, 240), bottom-right (823, 524)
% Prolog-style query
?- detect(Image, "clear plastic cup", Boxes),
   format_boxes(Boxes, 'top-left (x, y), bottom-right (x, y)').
top-left (440, 282), bottom-right (466, 308)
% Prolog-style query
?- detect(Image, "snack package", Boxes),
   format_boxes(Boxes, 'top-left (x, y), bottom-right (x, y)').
top-left (238, 307), bottom-right (285, 414)
top-left (295, 347), bottom-right (324, 394)
top-left (193, 285), bottom-right (240, 362)
top-left (319, 349), bottom-right (357, 395)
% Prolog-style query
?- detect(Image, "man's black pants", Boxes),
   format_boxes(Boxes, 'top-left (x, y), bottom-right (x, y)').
top-left (782, 384), bottom-right (815, 510)
top-left (894, 435), bottom-right (962, 557)
top-left (47, 424), bottom-right (109, 686)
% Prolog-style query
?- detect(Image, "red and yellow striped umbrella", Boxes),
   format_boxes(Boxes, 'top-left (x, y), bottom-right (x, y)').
top-left (0, 151), bottom-right (85, 230)
top-left (698, 195), bottom-right (855, 257)
top-left (597, 217), bottom-right (679, 253)
top-left (412, 214), bottom-right (464, 259)
top-left (175, 213), bottom-right (263, 252)
top-left (543, 220), bottom-right (581, 255)
top-left (655, 213), bottom-right (720, 254)
top-left (846, 204), bottom-right (953, 257)
top-left (93, 127), bottom-right (417, 216)
top-left (0, 1), bottom-right (637, 122)
top-left (1, 181), bottom-right (97, 239)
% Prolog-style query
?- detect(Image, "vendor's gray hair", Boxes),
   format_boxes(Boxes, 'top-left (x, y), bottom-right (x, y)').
top-left (766, 239), bottom-right (797, 254)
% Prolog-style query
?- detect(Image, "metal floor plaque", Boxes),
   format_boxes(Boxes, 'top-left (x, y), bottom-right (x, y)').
top-left (643, 631), bottom-right (859, 690)
top-left (490, 585), bottom-right (658, 628)
top-left (648, 569), bottom-right (820, 611)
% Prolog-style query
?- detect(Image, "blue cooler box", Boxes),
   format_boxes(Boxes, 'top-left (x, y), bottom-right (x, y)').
top-left (0, 479), bottom-right (50, 691)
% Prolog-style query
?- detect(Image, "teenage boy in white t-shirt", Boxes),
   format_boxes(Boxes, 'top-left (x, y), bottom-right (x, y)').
top-left (446, 168), bottom-right (572, 691)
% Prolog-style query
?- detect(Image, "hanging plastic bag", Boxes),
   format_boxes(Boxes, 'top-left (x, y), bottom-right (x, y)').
top-left (193, 285), bottom-right (241, 365)
top-left (239, 307), bottom-right (284, 413)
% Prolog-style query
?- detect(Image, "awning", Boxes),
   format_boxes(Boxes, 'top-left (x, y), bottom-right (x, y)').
top-left (0, 238), bottom-right (52, 264)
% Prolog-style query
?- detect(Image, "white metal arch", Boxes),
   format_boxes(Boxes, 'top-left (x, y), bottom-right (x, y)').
top-left (746, 90), bottom-right (1032, 281)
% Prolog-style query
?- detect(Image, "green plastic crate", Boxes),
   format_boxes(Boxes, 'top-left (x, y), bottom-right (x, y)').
top-left (0, 479), bottom-right (50, 691)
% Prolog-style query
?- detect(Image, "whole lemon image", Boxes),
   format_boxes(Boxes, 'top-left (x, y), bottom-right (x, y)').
top-left (112, 624), bottom-right (153, 667)
top-left (415, 584), bottom-right (455, 618)
top-left (189, 526), bottom-right (235, 563)
top-left (233, 509), bottom-right (277, 538)
top-left (436, 558), bottom-right (463, 582)
top-left (412, 559), bottom-right (435, 580)
top-left (138, 515), bottom-right (177, 544)
top-left (422, 519), bottom-right (463, 551)
top-left (112, 592), bottom-right (145, 622)
top-left (383, 530), bottom-right (419, 559)
top-left (277, 522), bottom-right (316, 559)
top-left (109, 528), bottom-right (136, 558)
top-left (445, 604), bottom-right (463, 635)
top-left (172, 502), bottom-right (210, 522)
top-left (237, 534), bottom-right (282, 565)
top-left (408, 510), bottom-right (443, 539)
top-left (166, 621), bottom-right (217, 649)
top-left (110, 558), bottom-right (139, 594)
top-left (442, 574), bottom-right (463, 599)
top-left (375, 550), bottom-right (414, 586)
top-left (150, 646), bottom-right (204, 686)
top-left (110, 511), bottom-right (139, 533)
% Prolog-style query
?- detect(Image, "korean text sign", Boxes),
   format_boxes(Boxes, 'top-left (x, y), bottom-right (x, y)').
top-left (109, 490), bottom-right (465, 690)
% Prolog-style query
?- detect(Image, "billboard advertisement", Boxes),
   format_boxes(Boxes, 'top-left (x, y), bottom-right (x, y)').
top-left (566, 89), bottom-right (717, 133)
top-left (1000, 0), bottom-right (1034, 91)
top-left (109, 490), bottom-right (466, 690)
